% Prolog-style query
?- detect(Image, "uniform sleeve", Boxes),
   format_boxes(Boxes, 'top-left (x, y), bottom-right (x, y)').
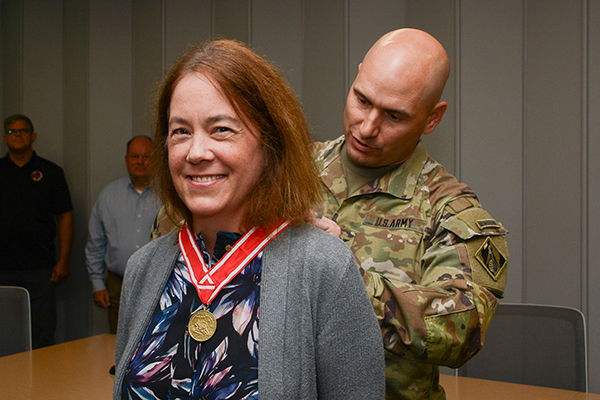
top-left (150, 205), bottom-right (182, 241)
top-left (85, 196), bottom-right (109, 293)
top-left (363, 198), bottom-right (508, 368)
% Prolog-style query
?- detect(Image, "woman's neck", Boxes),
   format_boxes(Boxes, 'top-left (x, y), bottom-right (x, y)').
top-left (199, 229), bottom-right (218, 258)
top-left (193, 218), bottom-right (244, 258)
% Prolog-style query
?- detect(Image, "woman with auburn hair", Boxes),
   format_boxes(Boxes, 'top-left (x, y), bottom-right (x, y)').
top-left (113, 39), bottom-right (384, 400)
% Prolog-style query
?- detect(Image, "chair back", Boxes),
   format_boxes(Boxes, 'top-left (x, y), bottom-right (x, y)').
top-left (457, 303), bottom-right (588, 392)
top-left (0, 286), bottom-right (32, 357)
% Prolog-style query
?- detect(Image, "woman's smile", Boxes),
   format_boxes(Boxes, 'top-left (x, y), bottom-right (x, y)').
top-left (189, 174), bottom-right (226, 184)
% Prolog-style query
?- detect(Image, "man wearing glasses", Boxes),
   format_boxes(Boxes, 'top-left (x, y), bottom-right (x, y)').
top-left (0, 114), bottom-right (73, 349)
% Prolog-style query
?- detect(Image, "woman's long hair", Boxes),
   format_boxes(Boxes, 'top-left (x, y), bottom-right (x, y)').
top-left (153, 39), bottom-right (322, 230)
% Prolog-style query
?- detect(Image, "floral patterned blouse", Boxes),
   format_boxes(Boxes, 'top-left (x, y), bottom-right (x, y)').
top-left (121, 232), bottom-right (260, 400)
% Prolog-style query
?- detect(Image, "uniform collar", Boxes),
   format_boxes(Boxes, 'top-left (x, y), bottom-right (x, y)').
top-left (316, 137), bottom-right (427, 201)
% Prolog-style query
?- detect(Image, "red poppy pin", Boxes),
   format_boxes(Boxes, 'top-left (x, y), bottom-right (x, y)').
top-left (32, 170), bottom-right (43, 182)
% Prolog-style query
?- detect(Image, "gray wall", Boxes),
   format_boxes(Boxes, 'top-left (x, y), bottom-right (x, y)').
top-left (1, 0), bottom-right (599, 393)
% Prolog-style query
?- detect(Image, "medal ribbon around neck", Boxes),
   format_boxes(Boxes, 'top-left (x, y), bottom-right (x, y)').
top-left (179, 220), bottom-right (290, 305)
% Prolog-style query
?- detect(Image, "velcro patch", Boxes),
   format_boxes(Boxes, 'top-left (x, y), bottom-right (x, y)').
top-left (475, 237), bottom-right (507, 281)
top-left (476, 219), bottom-right (500, 230)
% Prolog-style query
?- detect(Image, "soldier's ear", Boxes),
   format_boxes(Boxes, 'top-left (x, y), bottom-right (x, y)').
top-left (423, 102), bottom-right (447, 136)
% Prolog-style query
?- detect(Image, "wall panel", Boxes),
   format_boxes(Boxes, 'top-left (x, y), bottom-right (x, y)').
top-left (88, 0), bottom-right (133, 203)
top-left (164, 0), bottom-right (212, 67)
top-left (302, 0), bottom-right (346, 141)
top-left (586, 0), bottom-right (600, 393)
top-left (133, 0), bottom-right (163, 138)
top-left (1, 0), bottom-right (23, 134)
top-left (523, 0), bottom-right (583, 307)
top-left (213, 0), bottom-right (249, 43)
top-left (0, 2), bottom-right (4, 136)
top-left (459, 1), bottom-right (524, 302)
top-left (22, 0), bottom-right (63, 163)
top-left (251, 0), bottom-right (303, 98)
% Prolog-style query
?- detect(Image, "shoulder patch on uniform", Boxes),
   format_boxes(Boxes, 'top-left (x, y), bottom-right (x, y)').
top-left (475, 237), bottom-right (507, 281)
top-left (445, 197), bottom-right (479, 214)
top-left (476, 219), bottom-right (500, 230)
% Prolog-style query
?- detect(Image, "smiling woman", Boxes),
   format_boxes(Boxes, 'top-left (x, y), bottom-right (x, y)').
top-left (113, 39), bottom-right (385, 400)
top-left (167, 72), bottom-right (265, 249)
top-left (153, 40), bottom-right (323, 234)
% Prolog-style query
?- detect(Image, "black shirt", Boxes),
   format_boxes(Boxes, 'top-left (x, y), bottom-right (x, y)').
top-left (0, 152), bottom-right (73, 270)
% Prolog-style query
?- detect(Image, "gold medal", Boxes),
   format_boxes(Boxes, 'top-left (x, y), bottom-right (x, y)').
top-left (179, 221), bottom-right (290, 343)
top-left (188, 309), bottom-right (217, 342)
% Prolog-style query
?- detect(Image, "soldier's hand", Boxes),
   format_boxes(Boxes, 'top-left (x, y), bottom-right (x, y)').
top-left (310, 211), bottom-right (342, 238)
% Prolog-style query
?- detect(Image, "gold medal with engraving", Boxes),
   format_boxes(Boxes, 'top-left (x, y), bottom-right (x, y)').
top-left (188, 309), bottom-right (217, 342)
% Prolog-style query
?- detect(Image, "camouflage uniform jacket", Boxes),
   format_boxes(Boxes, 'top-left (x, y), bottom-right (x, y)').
top-left (314, 137), bottom-right (509, 400)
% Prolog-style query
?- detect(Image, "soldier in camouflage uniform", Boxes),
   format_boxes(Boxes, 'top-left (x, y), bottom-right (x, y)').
top-left (313, 29), bottom-right (508, 399)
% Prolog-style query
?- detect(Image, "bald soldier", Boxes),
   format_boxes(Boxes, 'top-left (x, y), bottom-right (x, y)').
top-left (313, 29), bottom-right (508, 399)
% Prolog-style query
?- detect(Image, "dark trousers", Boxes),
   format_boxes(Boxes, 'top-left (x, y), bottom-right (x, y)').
top-left (107, 270), bottom-right (123, 334)
top-left (0, 268), bottom-right (56, 349)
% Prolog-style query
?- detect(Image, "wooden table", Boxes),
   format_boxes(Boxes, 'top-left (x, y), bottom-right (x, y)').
top-left (0, 334), bottom-right (115, 399)
top-left (1, 334), bottom-right (599, 400)
top-left (441, 374), bottom-right (600, 400)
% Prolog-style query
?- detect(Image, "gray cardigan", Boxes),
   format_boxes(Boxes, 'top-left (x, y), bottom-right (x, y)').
top-left (114, 223), bottom-right (385, 399)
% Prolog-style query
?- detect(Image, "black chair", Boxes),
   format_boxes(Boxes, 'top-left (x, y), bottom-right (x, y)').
top-left (0, 286), bottom-right (32, 357)
top-left (457, 303), bottom-right (588, 392)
